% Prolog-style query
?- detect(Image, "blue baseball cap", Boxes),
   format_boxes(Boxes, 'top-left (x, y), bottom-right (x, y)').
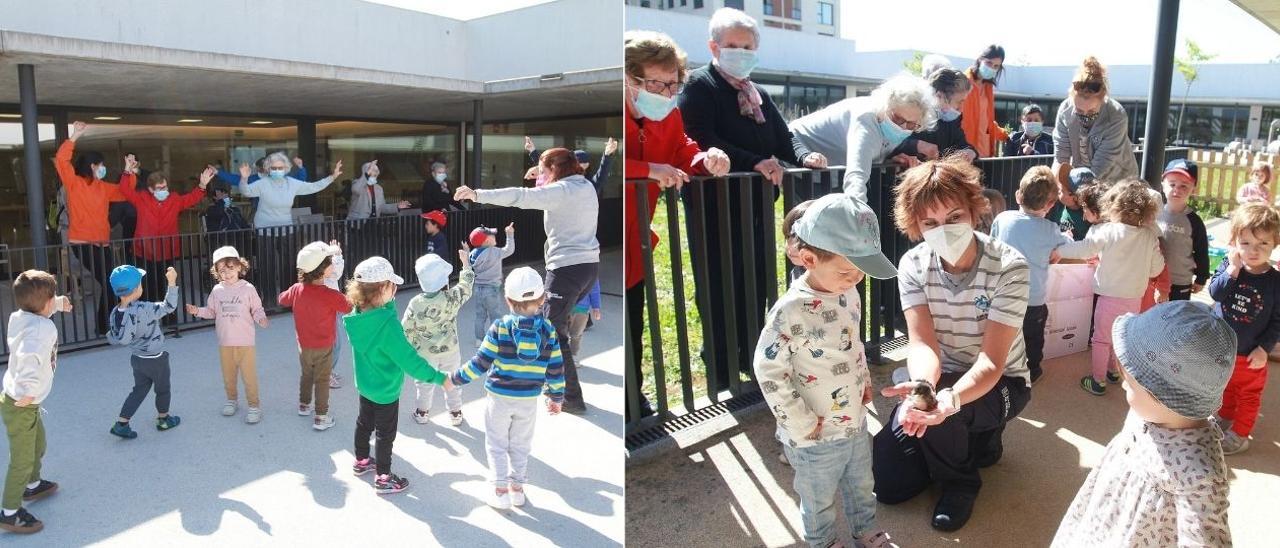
top-left (1163, 158), bottom-right (1198, 183)
top-left (109, 265), bottom-right (146, 296)
top-left (792, 194), bottom-right (897, 280)
top-left (1067, 167), bottom-right (1096, 192)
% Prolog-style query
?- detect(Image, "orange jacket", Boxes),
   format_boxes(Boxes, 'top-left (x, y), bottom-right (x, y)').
top-left (959, 69), bottom-right (1009, 158)
top-left (55, 140), bottom-right (125, 244)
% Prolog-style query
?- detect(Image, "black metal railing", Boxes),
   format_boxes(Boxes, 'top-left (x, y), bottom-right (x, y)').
top-left (0, 206), bottom-right (547, 358)
top-left (625, 147), bottom-right (1190, 436)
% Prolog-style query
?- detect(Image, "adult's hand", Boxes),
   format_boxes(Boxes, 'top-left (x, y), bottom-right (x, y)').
top-left (332, 159), bottom-right (344, 180)
top-left (703, 148), bottom-right (730, 177)
top-left (124, 154), bottom-right (139, 174)
top-left (1020, 143), bottom-right (1036, 156)
top-left (396, 200), bottom-right (411, 209)
top-left (916, 141), bottom-right (940, 160)
top-left (647, 163), bottom-right (688, 191)
top-left (199, 166), bottom-right (215, 189)
top-left (524, 136), bottom-right (535, 154)
top-left (754, 158), bottom-right (784, 186)
top-left (890, 153), bottom-right (920, 168)
top-left (293, 156), bottom-right (304, 168)
top-left (802, 152), bottom-right (828, 169)
top-left (957, 149), bottom-right (978, 163)
top-left (70, 121), bottom-right (88, 142)
top-left (238, 163), bottom-right (252, 180)
top-left (454, 185), bottom-right (478, 202)
top-left (881, 381), bottom-right (958, 437)
top-left (604, 137), bottom-right (618, 156)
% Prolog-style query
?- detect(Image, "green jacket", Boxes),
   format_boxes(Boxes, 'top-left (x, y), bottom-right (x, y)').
top-left (343, 300), bottom-right (446, 404)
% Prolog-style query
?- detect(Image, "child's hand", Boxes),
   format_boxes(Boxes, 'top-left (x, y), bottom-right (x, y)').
top-left (55, 295), bottom-right (72, 313)
top-left (184, 304), bottom-right (199, 316)
top-left (13, 396), bottom-right (33, 407)
top-left (1249, 346), bottom-right (1268, 369)
top-left (505, 222), bottom-right (515, 235)
top-left (1192, 283), bottom-right (1204, 294)
top-left (804, 417), bottom-right (824, 440)
top-left (547, 400), bottom-right (562, 415)
top-left (458, 247), bottom-right (469, 264)
top-left (1153, 288), bottom-right (1167, 304)
top-left (329, 239), bottom-right (342, 253)
top-left (1049, 248), bottom-right (1062, 264)
top-left (1227, 247), bottom-right (1244, 272)
top-left (442, 376), bottom-right (455, 392)
top-left (165, 267), bottom-right (178, 286)
top-left (862, 384), bottom-right (873, 405)
top-left (591, 308), bottom-right (602, 322)
top-left (257, 317), bottom-right (269, 328)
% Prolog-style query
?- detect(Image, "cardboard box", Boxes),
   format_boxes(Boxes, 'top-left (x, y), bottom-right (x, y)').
top-left (1041, 263), bottom-right (1096, 361)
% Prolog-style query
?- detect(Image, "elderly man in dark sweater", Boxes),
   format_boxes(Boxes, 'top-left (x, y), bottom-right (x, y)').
top-left (677, 7), bottom-right (828, 392)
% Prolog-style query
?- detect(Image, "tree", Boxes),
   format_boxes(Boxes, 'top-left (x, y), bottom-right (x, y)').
top-left (1174, 39), bottom-right (1216, 143)
top-left (903, 51), bottom-right (924, 76)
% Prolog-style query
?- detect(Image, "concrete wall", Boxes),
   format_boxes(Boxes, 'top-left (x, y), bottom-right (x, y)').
top-left (466, 0), bottom-right (622, 82)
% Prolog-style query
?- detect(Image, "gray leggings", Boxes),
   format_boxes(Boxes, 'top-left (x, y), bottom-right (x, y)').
top-left (119, 352), bottom-right (172, 420)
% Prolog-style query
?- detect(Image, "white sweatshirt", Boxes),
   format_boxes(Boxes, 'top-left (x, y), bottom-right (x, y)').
top-left (1058, 222), bottom-right (1164, 298)
top-left (3, 311), bottom-right (59, 405)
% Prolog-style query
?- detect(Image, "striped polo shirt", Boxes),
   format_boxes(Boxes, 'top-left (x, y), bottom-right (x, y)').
top-left (898, 232), bottom-right (1032, 386)
top-left (452, 314), bottom-right (565, 402)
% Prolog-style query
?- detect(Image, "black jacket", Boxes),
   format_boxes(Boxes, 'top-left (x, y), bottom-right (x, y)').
top-left (205, 201), bottom-right (250, 232)
top-left (677, 64), bottom-right (812, 172)
top-left (420, 178), bottom-right (463, 212)
top-left (1004, 130), bottom-right (1054, 156)
top-left (895, 118), bottom-right (975, 161)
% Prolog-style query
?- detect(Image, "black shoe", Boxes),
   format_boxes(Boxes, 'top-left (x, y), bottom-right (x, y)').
top-left (0, 507), bottom-right (43, 534)
top-left (562, 401), bottom-right (588, 415)
top-left (22, 480), bottom-right (57, 502)
top-left (932, 490), bottom-right (977, 532)
top-left (1029, 368), bottom-right (1043, 385)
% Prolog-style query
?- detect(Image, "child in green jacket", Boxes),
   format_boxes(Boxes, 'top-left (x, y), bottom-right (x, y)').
top-left (343, 256), bottom-right (452, 495)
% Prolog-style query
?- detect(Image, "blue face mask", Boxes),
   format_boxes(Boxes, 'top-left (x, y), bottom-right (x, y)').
top-left (879, 117), bottom-right (913, 148)
top-left (94, 165), bottom-right (107, 180)
top-left (939, 107), bottom-right (961, 122)
top-left (367, 177), bottom-right (377, 185)
top-left (434, 173), bottom-right (447, 184)
top-left (1023, 121), bottom-right (1043, 137)
top-left (222, 196), bottom-right (232, 207)
top-left (633, 87), bottom-right (677, 122)
top-left (269, 169), bottom-right (287, 180)
top-left (717, 47), bottom-right (758, 79)
top-left (977, 62), bottom-right (998, 81)
top-left (152, 189), bottom-right (169, 201)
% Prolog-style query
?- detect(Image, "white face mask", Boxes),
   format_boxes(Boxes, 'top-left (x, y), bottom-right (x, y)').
top-left (922, 223), bottom-right (974, 265)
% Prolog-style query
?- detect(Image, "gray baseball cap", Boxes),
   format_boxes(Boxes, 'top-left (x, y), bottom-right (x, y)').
top-left (792, 193), bottom-right (897, 280)
top-left (1112, 301), bottom-right (1237, 419)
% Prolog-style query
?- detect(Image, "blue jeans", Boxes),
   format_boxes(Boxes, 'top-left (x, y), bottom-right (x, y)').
top-left (473, 284), bottom-right (506, 341)
top-left (783, 424), bottom-right (877, 548)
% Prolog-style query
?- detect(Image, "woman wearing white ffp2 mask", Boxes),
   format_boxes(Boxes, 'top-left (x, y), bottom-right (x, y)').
top-left (873, 157), bottom-right (1033, 533)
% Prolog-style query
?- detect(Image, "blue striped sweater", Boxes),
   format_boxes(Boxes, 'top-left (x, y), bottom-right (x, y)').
top-left (452, 314), bottom-right (565, 402)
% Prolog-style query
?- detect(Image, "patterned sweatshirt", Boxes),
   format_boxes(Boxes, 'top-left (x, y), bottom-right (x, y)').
top-left (752, 274), bottom-right (870, 448)
top-left (1052, 413), bottom-right (1231, 547)
top-left (107, 286), bottom-right (178, 355)
top-left (402, 264), bottom-right (476, 356)
top-left (452, 314), bottom-right (565, 403)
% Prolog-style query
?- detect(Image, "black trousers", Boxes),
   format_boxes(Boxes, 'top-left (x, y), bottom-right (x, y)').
top-left (544, 262), bottom-right (599, 406)
top-left (119, 352), bottom-right (172, 419)
top-left (872, 372), bottom-right (1031, 502)
top-left (71, 243), bottom-right (117, 335)
top-left (626, 283), bottom-right (652, 419)
top-left (1170, 284), bottom-right (1194, 301)
top-left (1022, 305), bottom-right (1049, 376)
top-left (355, 395), bottom-right (399, 476)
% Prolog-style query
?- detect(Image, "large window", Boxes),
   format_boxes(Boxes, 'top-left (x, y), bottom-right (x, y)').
top-left (724, 0), bottom-right (743, 8)
top-left (756, 79), bottom-right (847, 120)
top-left (818, 2), bottom-right (834, 25)
top-left (466, 115), bottom-right (624, 200)
top-left (318, 121), bottom-right (460, 218)
top-left (0, 113), bottom-right (58, 246)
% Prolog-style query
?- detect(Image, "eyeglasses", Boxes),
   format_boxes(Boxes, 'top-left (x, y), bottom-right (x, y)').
top-left (889, 111), bottom-right (921, 131)
top-left (1073, 81), bottom-right (1104, 94)
top-left (632, 77), bottom-right (684, 96)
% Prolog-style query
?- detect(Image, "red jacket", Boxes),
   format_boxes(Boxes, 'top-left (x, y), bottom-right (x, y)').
top-left (278, 283), bottom-right (353, 348)
top-left (118, 172), bottom-right (207, 261)
top-left (625, 108), bottom-right (707, 289)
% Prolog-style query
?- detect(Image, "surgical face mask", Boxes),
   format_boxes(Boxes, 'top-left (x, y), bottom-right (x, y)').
top-left (95, 165), bottom-right (107, 179)
top-left (269, 169), bottom-right (287, 180)
top-left (222, 196), bottom-right (232, 207)
top-left (717, 47), bottom-right (758, 79)
top-left (433, 173), bottom-right (447, 184)
top-left (632, 87), bottom-right (677, 122)
top-left (939, 107), bottom-right (961, 122)
top-left (1023, 121), bottom-right (1043, 137)
top-left (977, 62), bottom-right (998, 80)
top-left (152, 189), bottom-right (169, 201)
top-left (367, 177), bottom-right (377, 185)
top-left (922, 223), bottom-right (974, 265)
top-left (878, 117), bottom-right (913, 148)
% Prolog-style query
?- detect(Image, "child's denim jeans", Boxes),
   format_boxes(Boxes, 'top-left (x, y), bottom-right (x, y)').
top-left (781, 423), bottom-right (877, 548)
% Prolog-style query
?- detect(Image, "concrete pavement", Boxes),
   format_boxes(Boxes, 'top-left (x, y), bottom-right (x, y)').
top-left (0, 252), bottom-right (624, 546)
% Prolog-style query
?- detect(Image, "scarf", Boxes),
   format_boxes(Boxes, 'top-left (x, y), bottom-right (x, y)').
top-left (713, 62), bottom-right (765, 124)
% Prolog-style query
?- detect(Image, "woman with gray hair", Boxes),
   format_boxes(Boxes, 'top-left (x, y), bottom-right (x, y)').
top-left (236, 151), bottom-right (342, 289)
top-left (790, 74), bottom-right (938, 201)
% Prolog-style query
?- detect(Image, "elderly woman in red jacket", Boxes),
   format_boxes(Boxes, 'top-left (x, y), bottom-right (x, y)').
top-left (625, 30), bottom-right (730, 418)
top-left (118, 154), bottom-right (212, 307)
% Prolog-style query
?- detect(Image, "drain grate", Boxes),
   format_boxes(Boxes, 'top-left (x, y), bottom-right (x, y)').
top-left (625, 390), bottom-right (765, 453)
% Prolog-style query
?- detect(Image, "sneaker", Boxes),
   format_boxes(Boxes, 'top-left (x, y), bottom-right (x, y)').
top-left (329, 374), bottom-right (341, 389)
top-left (854, 529), bottom-right (896, 548)
top-left (110, 422), bottom-right (138, 439)
top-left (22, 480), bottom-right (58, 502)
top-left (489, 487), bottom-right (511, 509)
top-left (374, 473), bottom-right (408, 494)
top-left (352, 457), bottom-right (377, 476)
top-left (1029, 368), bottom-right (1044, 385)
top-left (1105, 369), bottom-right (1122, 384)
top-left (222, 400), bottom-right (238, 417)
top-left (931, 490), bottom-right (977, 532)
top-left (510, 484), bottom-right (526, 507)
top-left (1222, 430), bottom-right (1251, 455)
top-left (1080, 376), bottom-right (1106, 396)
top-left (1211, 415), bottom-right (1235, 433)
top-left (449, 410), bottom-right (464, 427)
top-left (313, 414), bottom-right (335, 431)
top-left (413, 409), bottom-right (430, 425)
top-left (298, 403), bottom-right (312, 416)
top-left (156, 415), bottom-right (181, 431)
top-left (0, 508), bottom-right (42, 534)
top-left (245, 407), bottom-right (262, 424)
